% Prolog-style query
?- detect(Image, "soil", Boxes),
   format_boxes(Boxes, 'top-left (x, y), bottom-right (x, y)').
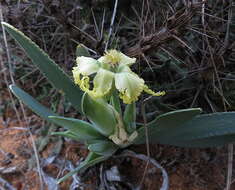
top-left (0, 115), bottom-right (232, 190)
top-left (0, 118), bottom-right (41, 190)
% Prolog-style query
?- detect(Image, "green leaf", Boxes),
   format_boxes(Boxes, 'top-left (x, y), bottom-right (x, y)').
top-left (57, 152), bottom-right (108, 184)
top-left (162, 112), bottom-right (235, 147)
top-left (123, 103), bottom-right (136, 133)
top-left (135, 109), bottom-right (235, 148)
top-left (82, 93), bottom-right (116, 136)
top-left (51, 131), bottom-right (83, 141)
top-left (76, 44), bottom-right (90, 57)
top-left (168, 134), bottom-right (235, 148)
top-left (9, 85), bottom-right (58, 122)
top-left (49, 116), bottom-right (104, 141)
top-left (88, 140), bottom-right (118, 156)
top-left (110, 90), bottom-right (122, 115)
top-left (2, 22), bottom-right (83, 113)
top-left (134, 108), bottom-right (202, 144)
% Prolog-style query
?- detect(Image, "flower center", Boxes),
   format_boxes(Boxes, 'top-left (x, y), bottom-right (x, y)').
top-left (104, 50), bottom-right (121, 66)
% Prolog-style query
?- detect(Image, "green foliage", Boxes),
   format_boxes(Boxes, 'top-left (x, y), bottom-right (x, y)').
top-left (160, 112), bottom-right (235, 147)
top-left (9, 85), bottom-right (58, 122)
top-left (51, 131), bottom-right (80, 141)
top-left (88, 140), bottom-right (118, 156)
top-left (82, 93), bottom-right (116, 136)
top-left (2, 22), bottom-right (84, 113)
top-left (49, 116), bottom-right (104, 141)
top-left (123, 103), bottom-right (136, 133)
top-left (135, 109), bottom-right (235, 148)
top-left (110, 90), bottom-right (122, 115)
top-left (57, 151), bottom-right (108, 184)
top-left (134, 108), bottom-right (202, 144)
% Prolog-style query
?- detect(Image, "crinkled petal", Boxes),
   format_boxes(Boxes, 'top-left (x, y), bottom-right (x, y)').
top-left (143, 85), bottom-right (166, 96)
top-left (73, 68), bottom-right (114, 98)
top-left (80, 76), bottom-right (90, 92)
top-left (98, 50), bottom-right (136, 66)
top-left (119, 52), bottom-right (136, 66)
top-left (73, 63), bottom-right (114, 98)
top-left (76, 56), bottom-right (99, 75)
top-left (72, 69), bottom-right (90, 91)
top-left (72, 67), bottom-right (81, 85)
top-left (91, 68), bottom-right (114, 97)
top-left (115, 72), bottom-right (144, 104)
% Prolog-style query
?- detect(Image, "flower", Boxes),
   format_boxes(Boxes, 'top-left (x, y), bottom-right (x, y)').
top-left (72, 50), bottom-right (165, 104)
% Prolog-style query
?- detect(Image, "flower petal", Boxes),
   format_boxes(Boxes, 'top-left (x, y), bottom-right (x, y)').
top-left (76, 56), bottom-right (99, 75)
top-left (72, 68), bottom-right (91, 92)
top-left (92, 68), bottom-right (114, 97)
top-left (143, 85), bottom-right (166, 96)
top-left (72, 66), bottom-right (82, 85)
top-left (119, 52), bottom-right (136, 66)
top-left (98, 50), bottom-right (136, 66)
top-left (115, 72), bottom-right (144, 104)
top-left (117, 64), bottom-right (132, 73)
top-left (73, 67), bottom-right (114, 98)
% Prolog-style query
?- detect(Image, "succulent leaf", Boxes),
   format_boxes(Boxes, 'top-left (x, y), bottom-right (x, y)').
top-left (2, 22), bottom-right (84, 113)
top-left (88, 140), bottom-right (118, 156)
top-left (51, 131), bottom-right (80, 141)
top-left (82, 93), bottom-right (117, 136)
top-left (9, 85), bottom-right (58, 122)
top-left (49, 116), bottom-right (104, 141)
top-left (123, 103), bottom-right (136, 133)
top-left (57, 152), bottom-right (108, 184)
top-left (134, 108), bottom-right (202, 144)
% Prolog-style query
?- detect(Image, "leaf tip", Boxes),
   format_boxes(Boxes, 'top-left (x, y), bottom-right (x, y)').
top-left (196, 107), bottom-right (203, 113)
top-left (9, 84), bottom-right (16, 92)
top-left (1, 21), bottom-right (7, 26)
top-left (56, 180), bottom-right (61, 185)
top-left (1, 22), bottom-right (13, 29)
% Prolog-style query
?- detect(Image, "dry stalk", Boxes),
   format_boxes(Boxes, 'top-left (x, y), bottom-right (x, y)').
top-left (125, 2), bottom-right (202, 57)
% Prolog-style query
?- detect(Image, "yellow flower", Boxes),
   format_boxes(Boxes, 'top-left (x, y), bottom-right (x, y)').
top-left (72, 50), bottom-right (165, 104)
top-left (98, 49), bottom-right (136, 66)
